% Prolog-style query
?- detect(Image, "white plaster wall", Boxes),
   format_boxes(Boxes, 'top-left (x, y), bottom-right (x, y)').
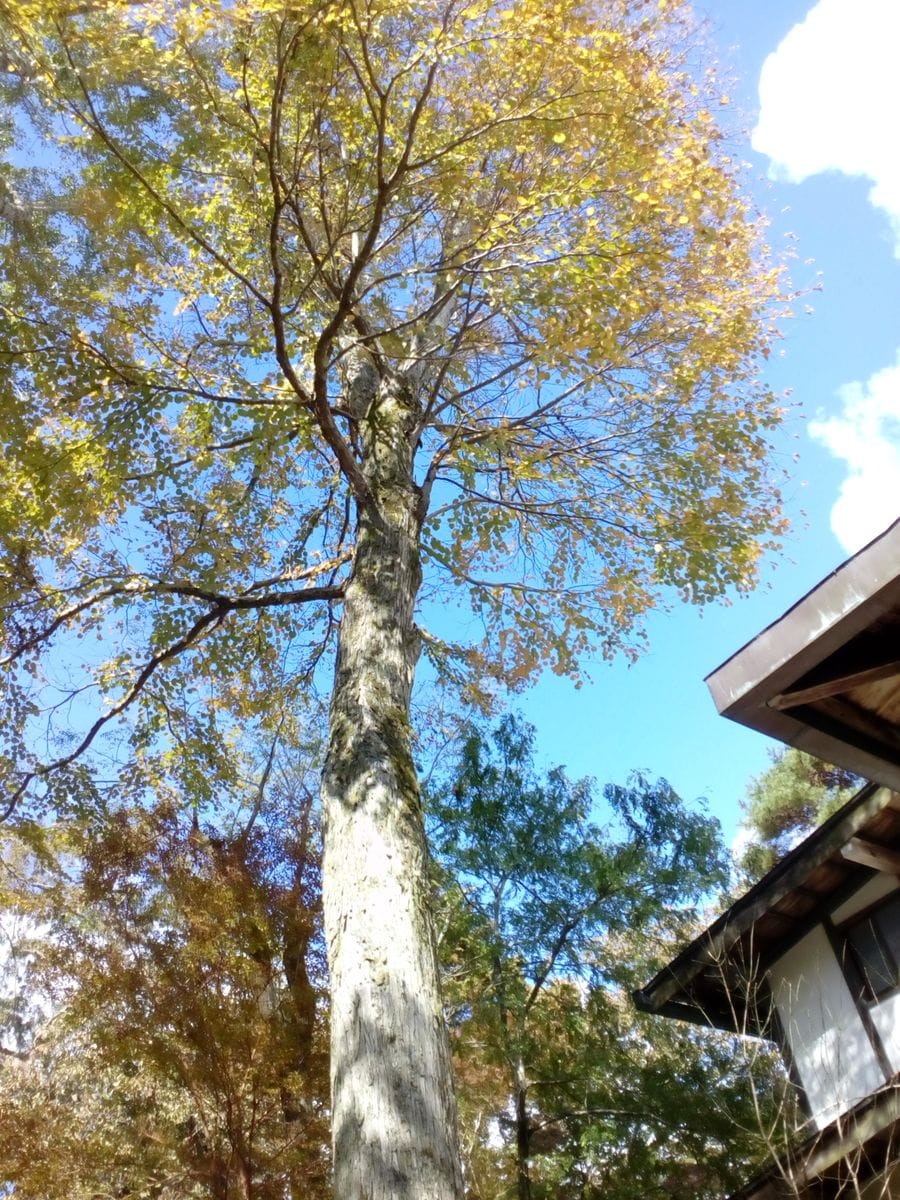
top-left (770, 925), bottom-right (886, 1130)
top-left (831, 875), bottom-right (900, 1074)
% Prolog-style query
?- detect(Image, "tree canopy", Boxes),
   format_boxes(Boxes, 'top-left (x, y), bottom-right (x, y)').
top-left (737, 747), bottom-right (861, 880)
top-left (0, 0), bottom-right (791, 1192)
top-left (427, 716), bottom-right (789, 1199)
top-left (0, 0), bottom-right (788, 804)
top-left (0, 755), bottom-right (329, 1199)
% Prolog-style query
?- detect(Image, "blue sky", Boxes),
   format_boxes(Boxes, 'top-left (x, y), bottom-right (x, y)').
top-left (517, 0), bottom-right (900, 843)
top-left (6, 1), bottom-right (898, 845)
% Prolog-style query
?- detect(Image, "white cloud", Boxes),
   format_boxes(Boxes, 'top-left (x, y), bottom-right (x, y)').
top-left (753, 0), bottom-right (900, 252)
top-left (809, 358), bottom-right (900, 552)
top-left (753, 0), bottom-right (900, 552)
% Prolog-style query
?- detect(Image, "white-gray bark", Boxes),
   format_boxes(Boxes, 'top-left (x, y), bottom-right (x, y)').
top-left (321, 370), bottom-right (464, 1200)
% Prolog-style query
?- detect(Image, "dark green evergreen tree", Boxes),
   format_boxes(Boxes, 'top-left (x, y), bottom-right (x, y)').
top-left (739, 748), bottom-right (861, 880)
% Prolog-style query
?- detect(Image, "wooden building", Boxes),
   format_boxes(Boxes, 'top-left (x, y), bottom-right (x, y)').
top-left (634, 516), bottom-right (900, 1199)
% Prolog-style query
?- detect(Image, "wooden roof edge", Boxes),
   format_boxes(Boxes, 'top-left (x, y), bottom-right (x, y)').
top-left (727, 1075), bottom-right (900, 1200)
top-left (631, 995), bottom-right (737, 1032)
top-left (632, 782), bottom-right (888, 1020)
top-left (708, 707), bottom-right (900, 795)
top-left (706, 516), bottom-right (900, 716)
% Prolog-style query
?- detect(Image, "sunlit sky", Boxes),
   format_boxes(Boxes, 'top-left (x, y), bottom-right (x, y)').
top-left (9, 1), bottom-right (899, 846)
top-left (517, 0), bottom-right (900, 844)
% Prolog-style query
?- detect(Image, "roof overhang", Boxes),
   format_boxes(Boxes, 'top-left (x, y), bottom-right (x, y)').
top-left (636, 519), bottom-right (900, 1191)
top-left (633, 784), bottom-right (900, 1033)
top-left (706, 517), bottom-right (900, 790)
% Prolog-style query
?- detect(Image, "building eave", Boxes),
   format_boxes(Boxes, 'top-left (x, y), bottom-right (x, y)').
top-left (706, 517), bottom-right (900, 790)
top-left (633, 782), bottom-right (895, 1033)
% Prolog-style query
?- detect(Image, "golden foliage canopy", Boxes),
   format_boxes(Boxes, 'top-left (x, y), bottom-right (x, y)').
top-left (0, 0), bottom-right (787, 800)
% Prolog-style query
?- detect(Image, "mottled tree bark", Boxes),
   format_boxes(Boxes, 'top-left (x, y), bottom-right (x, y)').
top-left (320, 372), bottom-right (464, 1200)
top-left (514, 1059), bottom-right (531, 1200)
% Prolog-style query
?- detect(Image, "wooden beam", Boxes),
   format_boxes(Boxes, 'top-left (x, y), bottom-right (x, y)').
top-left (770, 659), bottom-right (900, 711)
top-left (734, 1084), bottom-right (900, 1200)
top-left (817, 696), bottom-right (900, 756)
top-left (798, 1087), bottom-right (900, 1191)
top-left (841, 836), bottom-right (900, 875)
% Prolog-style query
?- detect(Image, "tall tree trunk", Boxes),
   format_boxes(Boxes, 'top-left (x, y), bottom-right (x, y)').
top-left (320, 374), bottom-right (464, 1200)
top-left (491, 945), bottom-right (531, 1200)
top-left (514, 1059), bottom-right (531, 1200)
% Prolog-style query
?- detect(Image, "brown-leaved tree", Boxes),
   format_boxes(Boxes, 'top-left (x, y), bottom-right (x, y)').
top-left (0, 757), bottom-right (329, 1199)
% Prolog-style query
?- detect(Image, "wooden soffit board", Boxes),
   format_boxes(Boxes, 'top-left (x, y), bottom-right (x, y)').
top-left (707, 518), bottom-right (900, 790)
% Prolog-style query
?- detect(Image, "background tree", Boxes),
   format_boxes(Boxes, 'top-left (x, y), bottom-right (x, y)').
top-left (0, 716), bottom-right (798, 1199)
top-left (0, 1), bottom-right (788, 1193)
top-left (480, 973), bottom-right (792, 1200)
top-left (0, 755), bottom-right (330, 1200)
top-left (737, 748), bottom-right (861, 880)
top-left (427, 716), bottom-right (790, 1199)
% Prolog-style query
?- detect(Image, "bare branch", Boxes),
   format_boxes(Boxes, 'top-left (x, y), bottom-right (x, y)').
top-left (238, 715), bottom-right (286, 844)
top-left (2, 579), bottom-right (344, 820)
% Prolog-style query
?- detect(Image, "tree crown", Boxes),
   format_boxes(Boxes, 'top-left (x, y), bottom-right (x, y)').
top-left (1, 0), bottom-right (788, 805)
